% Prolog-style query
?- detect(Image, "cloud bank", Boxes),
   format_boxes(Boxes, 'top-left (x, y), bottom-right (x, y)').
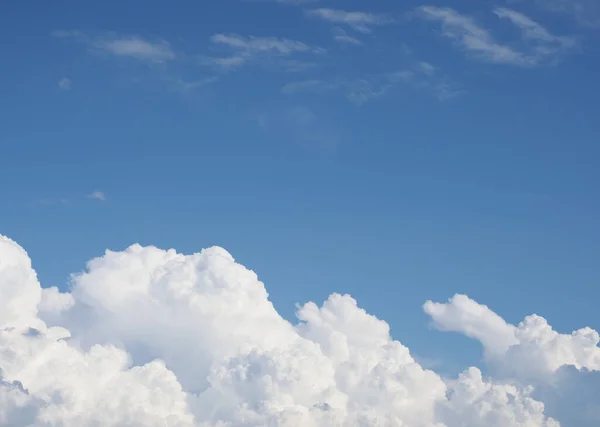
top-left (1, 234), bottom-right (598, 426)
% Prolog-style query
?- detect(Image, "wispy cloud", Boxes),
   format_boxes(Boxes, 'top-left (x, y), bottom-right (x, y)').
top-left (529, 0), bottom-right (600, 27)
top-left (281, 62), bottom-right (459, 104)
top-left (281, 78), bottom-right (391, 104)
top-left (418, 61), bottom-right (436, 76)
top-left (94, 36), bottom-right (175, 62)
top-left (331, 27), bottom-right (363, 45)
top-left (53, 31), bottom-right (176, 63)
top-left (204, 34), bottom-right (323, 70)
top-left (58, 77), bottom-right (71, 90)
top-left (54, 31), bottom-right (219, 94)
top-left (88, 191), bottom-right (106, 201)
top-left (211, 34), bottom-right (314, 54)
top-left (418, 7), bottom-right (526, 65)
top-left (417, 6), bottom-right (575, 67)
top-left (495, 8), bottom-right (576, 49)
top-left (306, 8), bottom-right (392, 33)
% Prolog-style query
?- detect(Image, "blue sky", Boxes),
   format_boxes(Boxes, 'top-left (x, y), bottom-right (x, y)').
top-left (2, 0), bottom-right (600, 373)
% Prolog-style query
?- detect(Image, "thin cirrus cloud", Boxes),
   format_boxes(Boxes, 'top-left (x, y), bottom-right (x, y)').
top-left (1, 234), bottom-right (598, 426)
top-left (331, 27), bottom-right (363, 45)
top-left (418, 61), bottom-right (436, 76)
top-left (494, 8), bottom-right (576, 49)
top-left (281, 78), bottom-right (396, 105)
top-left (305, 8), bottom-right (392, 33)
top-left (204, 33), bottom-right (324, 70)
top-left (52, 30), bottom-right (176, 63)
top-left (52, 30), bottom-right (219, 92)
top-left (94, 36), bottom-right (176, 62)
top-left (417, 6), bottom-right (576, 67)
top-left (281, 62), bottom-right (459, 104)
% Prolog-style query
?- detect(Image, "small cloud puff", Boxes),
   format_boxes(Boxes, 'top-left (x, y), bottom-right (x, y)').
top-left (0, 234), bottom-right (598, 426)
top-left (58, 77), bottom-right (71, 90)
top-left (88, 191), bottom-right (106, 201)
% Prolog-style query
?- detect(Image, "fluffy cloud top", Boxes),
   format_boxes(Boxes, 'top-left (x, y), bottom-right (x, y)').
top-left (0, 234), bottom-right (597, 426)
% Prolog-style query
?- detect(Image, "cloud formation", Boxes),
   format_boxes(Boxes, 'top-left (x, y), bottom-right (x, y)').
top-left (53, 31), bottom-right (176, 63)
top-left (205, 34), bottom-right (323, 70)
top-left (306, 8), bottom-right (392, 33)
top-left (331, 27), bottom-right (363, 46)
top-left (417, 6), bottom-right (575, 67)
top-left (0, 234), bottom-right (598, 426)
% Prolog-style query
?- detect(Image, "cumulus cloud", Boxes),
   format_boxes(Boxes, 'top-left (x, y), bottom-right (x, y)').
top-left (425, 294), bottom-right (600, 426)
top-left (0, 234), bottom-right (598, 426)
top-left (425, 294), bottom-right (600, 376)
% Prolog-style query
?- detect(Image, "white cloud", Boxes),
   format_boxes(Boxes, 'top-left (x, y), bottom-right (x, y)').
top-left (425, 294), bottom-right (600, 376)
top-left (52, 31), bottom-right (221, 94)
top-left (417, 6), bottom-right (575, 67)
top-left (425, 294), bottom-right (600, 426)
top-left (2, 234), bottom-right (597, 425)
top-left (88, 191), bottom-right (106, 201)
top-left (211, 34), bottom-right (313, 55)
top-left (205, 34), bottom-right (323, 70)
top-left (58, 77), bottom-right (71, 90)
top-left (494, 8), bottom-right (576, 52)
top-left (306, 8), bottom-right (392, 33)
top-left (418, 61), bottom-right (436, 76)
top-left (93, 36), bottom-right (176, 62)
top-left (331, 27), bottom-right (363, 45)
top-left (424, 294), bottom-right (519, 357)
top-left (53, 31), bottom-right (176, 63)
top-left (418, 6), bottom-right (527, 65)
